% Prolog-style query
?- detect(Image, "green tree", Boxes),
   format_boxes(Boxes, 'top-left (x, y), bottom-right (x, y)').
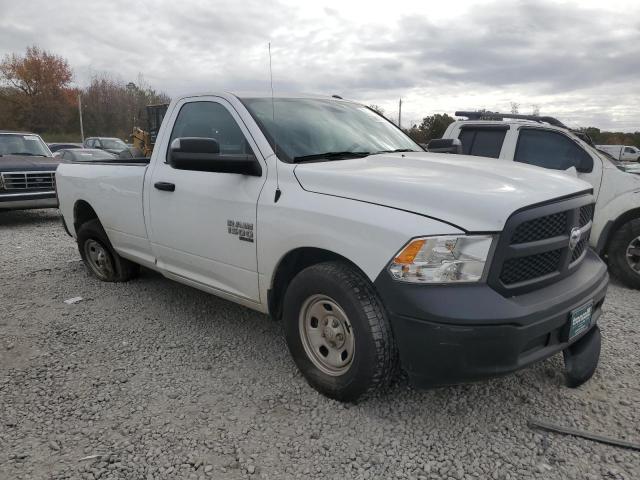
top-left (404, 113), bottom-right (455, 144)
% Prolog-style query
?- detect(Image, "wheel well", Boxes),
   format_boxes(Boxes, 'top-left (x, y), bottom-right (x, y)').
top-left (600, 207), bottom-right (640, 255)
top-left (268, 248), bottom-right (360, 321)
top-left (73, 200), bottom-right (99, 232)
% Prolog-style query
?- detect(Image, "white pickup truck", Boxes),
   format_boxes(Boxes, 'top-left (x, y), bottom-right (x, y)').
top-left (57, 94), bottom-right (608, 401)
top-left (437, 112), bottom-right (640, 290)
top-left (596, 144), bottom-right (640, 162)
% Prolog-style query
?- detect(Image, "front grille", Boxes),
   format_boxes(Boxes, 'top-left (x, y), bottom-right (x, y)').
top-left (500, 249), bottom-right (562, 284)
top-left (571, 238), bottom-right (588, 263)
top-left (1, 171), bottom-right (56, 191)
top-left (489, 196), bottom-right (595, 295)
top-left (579, 204), bottom-right (594, 227)
top-left (511, 211), bottom-right (567, 244)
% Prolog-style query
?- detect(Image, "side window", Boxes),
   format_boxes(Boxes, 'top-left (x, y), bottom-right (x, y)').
top-left (515, 129), bottom-right (593, 172)
top-left (625, 147), bottom-right (634, 154)
top-left (457, 128), bottom-right (506, 158)
top-left (168, 101), bottom-right (253, 160)
top-left (86, 139), bottom-right (94, 148)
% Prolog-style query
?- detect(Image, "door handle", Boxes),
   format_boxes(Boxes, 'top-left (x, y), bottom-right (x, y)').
top-left (154, 181), bottom-right (175, 192)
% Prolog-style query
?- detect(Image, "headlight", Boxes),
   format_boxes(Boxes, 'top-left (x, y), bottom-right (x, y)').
top-left (388, 235), bottom-right (494, 283)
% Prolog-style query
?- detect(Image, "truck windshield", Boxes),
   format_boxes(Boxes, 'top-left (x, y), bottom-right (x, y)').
top-left (0, 134), bottom-right (50, 157)
top-left (241, 97), bottom-right (420, 163)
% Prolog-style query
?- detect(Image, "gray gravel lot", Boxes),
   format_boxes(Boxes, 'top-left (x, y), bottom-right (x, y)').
top-left (1, 209), bottom-right (639, 480)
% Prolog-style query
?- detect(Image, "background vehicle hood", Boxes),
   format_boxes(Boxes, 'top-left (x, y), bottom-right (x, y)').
top-left (293, 152), bottom-right (592, 232)
top-left (0, 155), bottom-right (60, 172)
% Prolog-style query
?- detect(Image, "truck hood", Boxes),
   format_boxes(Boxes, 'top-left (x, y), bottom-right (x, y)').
top-left (293, 152), bottom-right (592, 232)
top-left (0, 155), bottom-right (60, 172)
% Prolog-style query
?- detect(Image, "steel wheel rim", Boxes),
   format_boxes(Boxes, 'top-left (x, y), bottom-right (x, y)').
top-left (298, 294), bottom-right (355, 376)
top-left (625, 235), bottom-right (640, 273)
top-left (84, 239), bottom-right (114, 280)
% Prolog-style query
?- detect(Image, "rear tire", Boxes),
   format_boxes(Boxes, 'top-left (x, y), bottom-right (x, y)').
top-left (607, 218), bottom-right (640, 289)
top-left (77, 219), bottom-right (139, 282)
top-left (282, 261), bottom-right (398, 402)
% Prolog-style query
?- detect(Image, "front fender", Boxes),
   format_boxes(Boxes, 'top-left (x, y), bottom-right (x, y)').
top-left (256, 190), bottom-right (465, 303)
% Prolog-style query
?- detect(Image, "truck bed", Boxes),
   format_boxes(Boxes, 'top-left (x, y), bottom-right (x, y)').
top-left (56, 161), bottom-right (152, 264)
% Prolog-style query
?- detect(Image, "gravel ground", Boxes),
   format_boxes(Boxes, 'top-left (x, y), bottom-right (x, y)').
top-left (1, 209), bottom-right (639, 480)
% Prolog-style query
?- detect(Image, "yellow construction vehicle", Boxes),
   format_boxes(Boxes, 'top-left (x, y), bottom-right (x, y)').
top-left (131, 103), bottom-right (169, 157)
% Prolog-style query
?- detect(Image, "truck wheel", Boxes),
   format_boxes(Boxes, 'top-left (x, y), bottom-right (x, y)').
top-left (77, 219), bottom-right (139, 282)
top-left (607, 218), bottom-right (640, 289)
top-left (282, 261), bottom-right (398, 402)
top-left (563, 325), bottom-right (601, 388)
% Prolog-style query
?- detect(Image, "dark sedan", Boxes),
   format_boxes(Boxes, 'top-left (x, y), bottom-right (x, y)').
top-left (0, 131), bottom-right (60, 210)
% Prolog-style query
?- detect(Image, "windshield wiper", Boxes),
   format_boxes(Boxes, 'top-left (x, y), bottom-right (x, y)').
top-left (9, 152), bottom-right (47, 157)
top-left (293, 151), bottom-right (371, 163)
top-left (374, 148), bottom-right (418, 154)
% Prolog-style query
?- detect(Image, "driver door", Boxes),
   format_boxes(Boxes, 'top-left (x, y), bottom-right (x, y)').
top-left (145, 97), bottom-right (267, 302)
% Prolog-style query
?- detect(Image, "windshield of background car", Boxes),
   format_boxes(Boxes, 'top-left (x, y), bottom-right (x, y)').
top-left (0, 134), bottom-right (51, 157)
top-left (101, 139), bottom-right (127, 149)
top-left (241, 98), bottom-right (420, 162)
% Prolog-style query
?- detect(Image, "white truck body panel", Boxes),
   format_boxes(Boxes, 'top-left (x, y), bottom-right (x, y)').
top-left (293, 152), bottom-right (588, 232)
top-left (443, 120), bottom-right (640, 251)
top-left (56, 93), bottom-right (594, 314)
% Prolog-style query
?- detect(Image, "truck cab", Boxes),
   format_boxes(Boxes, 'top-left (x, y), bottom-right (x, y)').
top-left (439, 112), bottom-right (640, 289)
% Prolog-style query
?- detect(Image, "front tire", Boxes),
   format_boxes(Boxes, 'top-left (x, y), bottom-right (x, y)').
top-left (282, 261), bottom-right (398, 402)
top-left (607, 218), bottom-right (640, 289)
top-left (77, 219), bottom-right (139, 282)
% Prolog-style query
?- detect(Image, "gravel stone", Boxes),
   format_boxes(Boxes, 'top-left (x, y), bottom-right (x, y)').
top-left (0, 209), bottom-right (639, 479)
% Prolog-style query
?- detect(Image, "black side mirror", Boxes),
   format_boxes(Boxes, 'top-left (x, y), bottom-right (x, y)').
top-left (575, 157), bottom-right (594, 174)
top-left (427, 138), bottom-right (463, 154)
top-left (168, 137), bottom-right (261, 176)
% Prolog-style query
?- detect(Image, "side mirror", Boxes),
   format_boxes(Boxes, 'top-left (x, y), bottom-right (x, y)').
top-left (426, 138), bottom-right (463, 154)
top-left (576, 158), bottom-right (594, 174)
top-left (168, 137), bottom-right (261, 176)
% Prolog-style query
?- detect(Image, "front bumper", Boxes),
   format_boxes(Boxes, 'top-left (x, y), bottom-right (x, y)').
top-left (0, 191), bottom-right (58, 210)
top-left (374, 249), bottom-right (608, 388)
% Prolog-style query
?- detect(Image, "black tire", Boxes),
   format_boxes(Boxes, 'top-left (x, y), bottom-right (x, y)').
top-left (282, 261), bottom-right (398, 402)
top-left (607, 218), bottom-right (640, 289)
top-left (77, 219), bottom-right (139, 282)
top-left (563, 325), bottom-right (601, 388)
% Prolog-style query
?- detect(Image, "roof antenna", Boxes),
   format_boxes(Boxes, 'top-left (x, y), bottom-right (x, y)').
top-left (269, 42), bottom-right (282, 203)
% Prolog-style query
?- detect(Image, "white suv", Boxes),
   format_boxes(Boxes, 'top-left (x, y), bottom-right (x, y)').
top-left (437, 112), bottom-right (640, 289)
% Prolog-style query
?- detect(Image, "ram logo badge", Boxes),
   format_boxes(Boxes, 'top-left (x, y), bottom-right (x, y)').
top-left (569, 226), bottom-right (582, 251)
top-left (227, 220), bottom-right (254, 243)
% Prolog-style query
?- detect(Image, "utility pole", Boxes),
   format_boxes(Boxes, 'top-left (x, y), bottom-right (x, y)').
top-left (398, 98), bottom-right (402, 128)
top-left (78, 94), bottom-right (84, 143)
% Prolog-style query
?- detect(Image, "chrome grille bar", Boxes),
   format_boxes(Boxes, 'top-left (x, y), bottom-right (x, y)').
top-left (1, 171), bottom-right (56, 190)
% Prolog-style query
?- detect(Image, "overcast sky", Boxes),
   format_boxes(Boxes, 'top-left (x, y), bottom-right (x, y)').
top-left (1, 0), bottom-right (638, 131)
